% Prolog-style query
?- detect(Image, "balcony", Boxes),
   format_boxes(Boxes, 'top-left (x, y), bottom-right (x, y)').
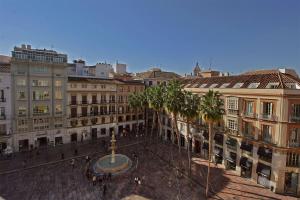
top-left (259, 113), bottom-right (277, 121)
top-left (100, 100), bottom-right (107, 104)
top-left (90, 112), bottom-right (99, 116)
top-left (33, 112), bottom-right (50, 116)
top-left (109, 100), bottom-right (116, 103)
top-left (241, 131), bottom-right (254, 139)
top-left (80, 100), bottom-right (88, 105)
top-left (288, 141), bottom-right (300, 148)
top-left (80, 113), bottom-right (89, 118)
top-left (227, 129), bottom-right (239, 136)
top-left (0, 98), bottom-right (6, 102)
top-left (69, 114), bottom-right (78, 118)
top-left (286, 152), bottom-right (300, 168)
top-left (69, 101), bottom-right (77, 105)
top-left (242, 112), bottom-right (257, 119)
top-left (55, 111), bottom-right (63, 115)
top-left (289, 115), bottom-right (300, 123)
top-left (227, 109), bottom-right (239, 115)
top-left (0, 114), bottom-right (6, 120)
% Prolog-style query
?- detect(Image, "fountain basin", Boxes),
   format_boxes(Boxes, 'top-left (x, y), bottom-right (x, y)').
top-left (92, 154), bottom-right (132, 175)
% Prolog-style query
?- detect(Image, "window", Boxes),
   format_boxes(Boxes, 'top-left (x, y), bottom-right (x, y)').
top-left (17, 79), bottom-right (26, 86)
top-left (82, 84), bottom-right (87, 88)
top-left (101, 85), bottom-right (106, 89)
top-left (18, 107), bottom-right (26, 115)
top-left (33, 91), bottom-right (49, 100)
top-left (32, 80), bottom-right (49, 87)
top-left (93, 84), bottom-right (97, 89)
top-left (266, 82), bottom-right (279, 89)
top-left (245, 101), bottom-right (254, 114)
top-left (32, 66), bottom-right (48, 74)
top-left (227, 97), bottom-right (239, 110)
top-left (18, 119), bottom-right (27, 126)
top-left (55, 91), bottom-right (62, 99)
top-left (262, 102), bottom-right (273, 115)
top-left (228, 119), bottom-right (238, 131)
top-left (290, 128), bottom-right (300, 147)
top-left (248, 83), bottom-right (260, 89)
top-left (244, 121), bottom-right (253, 137)
top-left (70, 83), bottom-right (77, 88)
top-left (18, 91), bottom-right (26, 100)
top-left (233, 82), bottom-right (244, 88)
top-left (54, 105), bottom-right (62, 113)
top-left (55, 80), bottom-right (62, 87)
top-left (262, 125), bottom-right (272, 143)
top-left (33, 105), bottom-right (49, 114)
top-left (292, 104), bottom-right (300, 117)
top-left (148, 81), bottom-right (153, 86)
top-left (220, 83), bottom-right (230, 88)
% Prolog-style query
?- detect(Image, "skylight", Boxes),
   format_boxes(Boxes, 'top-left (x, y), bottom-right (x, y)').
top-left (266, 82), bottom-right (279, 89)
top-left (233, 82), bottom-right (244, 88)
top-left (248, 82), bottom-right (260, 89)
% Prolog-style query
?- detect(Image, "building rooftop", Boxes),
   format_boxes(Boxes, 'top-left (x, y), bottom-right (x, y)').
top-left (68, 76), bottom-right (144, 85)
top-left (181, 69), bottom-right (300, 89)
top-left (136, 68), bottom-right (181, 79)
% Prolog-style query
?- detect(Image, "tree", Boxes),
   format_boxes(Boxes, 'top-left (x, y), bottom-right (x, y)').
top-left (164, 80), bottom-right (185, 153)
top-left (128, 92), bottom-right (141, 134)
top-left (147, 85), bottom-right (165, 139)
top-left (199, 90), bottom-right (224, 197)
top-left (181, 91), bottom-right (200, 176)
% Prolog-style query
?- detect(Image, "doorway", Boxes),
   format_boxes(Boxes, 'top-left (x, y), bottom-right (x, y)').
top-left (71, 133), bottom-right (77, 142)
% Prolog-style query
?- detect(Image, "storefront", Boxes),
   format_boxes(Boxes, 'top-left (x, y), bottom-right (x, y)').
top-left (180, 134), bottom-right (185, 147)
top-left (37, 137), bottom-right (48, 147)
top-left (19, 139), bottom-right (29, 151)
top-left (202, 142), bottom-right (209, 159)
top-left (55, 137), bottom-right (63, 145)
top-left (214, 146), bottom-right (223, 164)
top-left (285, 172), bottom-right (299, 196)
top-left (240, 156), bottom-right (253, 178)
top-left (226, 152), bottom-right (237, 170)
top-left (256, 162), bottom-right (271, 188)
top-left (91, 128), bottom-right (98, 140)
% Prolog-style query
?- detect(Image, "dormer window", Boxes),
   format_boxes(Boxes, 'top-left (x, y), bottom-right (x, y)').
top-left (209, 83), bottom-right (218, 88)
top-left (286, 83), bottom-right (300, 89)
top-left (220, 83), bottom-right (230, 88)
top-left (266, 82), bottom-right (279, 89)
top-left (233, 82), bottom-right (244, 88)
top-left (199, 83), bottom-right (207, 88)
top-left (248, 83), bottom-right (260, 89)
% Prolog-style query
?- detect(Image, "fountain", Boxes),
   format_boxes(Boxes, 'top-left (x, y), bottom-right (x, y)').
top-left (91, 131), bottom-right (132, 176)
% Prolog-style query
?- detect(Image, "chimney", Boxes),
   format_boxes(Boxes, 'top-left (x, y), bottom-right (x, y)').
top-left (27, 45), bottom-right (31, 50)
top-left (21, 44), bottom-right (26, 49)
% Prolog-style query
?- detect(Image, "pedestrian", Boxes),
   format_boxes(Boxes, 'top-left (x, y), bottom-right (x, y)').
top-left (61, 153), bottom-right (65, 160)
top-left (86, 168), bottom-right (90, 179)
top-left (74, 149), bottom-right (78, 156)
top-left (92, 176), bottom-right (97, 186)
top-left (70, 158), bottom-right (75, 169)
top-left (98, 177), bottom-right (102, 186)
top-left (103, 184), bottom-right (107, 197)
top-left (85, 155), bottom-right (90, 163)
top-left (36, 150), bottom-right (40, 156)
top-left (22, 160), bottom-right (26, 168)
top-left (108, 172), bottom-right (112, 180)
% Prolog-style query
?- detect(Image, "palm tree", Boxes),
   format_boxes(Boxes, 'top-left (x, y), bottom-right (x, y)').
top-left (138, 89), bottom-right (149, 137)
top-left (147, 85), bottom-right (165, 139)
top-left (128, 92), bottom-right (140, 134)
top-left (164, 80), bottom-right (184, 152)
top-left (199, 90), bottom-right (224, 197)
top-left (181, 91), bottom-right (200, 176)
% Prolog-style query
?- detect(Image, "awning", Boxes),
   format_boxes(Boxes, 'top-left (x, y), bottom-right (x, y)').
top-left (214, 133), bottom-right (224, 144)
top-left (239, 157), bottom-right (252, 169)
top-left (226, 152), bottom-right (237, 163)
top-left (240, 141), bottom-right (253, 152)
top-left (226, 137), bottom-right (237, 146)
top-left (202, 142), bottom-right (209, 150)
top-left (256, 163), bottom-right (271, 178)
top-left (257, 146), bottom-right (272, 158)
top-left (214, 147), bottom-right (223, 157)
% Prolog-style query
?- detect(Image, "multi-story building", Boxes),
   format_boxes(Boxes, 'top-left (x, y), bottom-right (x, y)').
top-left (10, 44), bottom-right (68, 152)
top-left (66, 76), bottom-right (145, 143)
top-left (0, 58), bottom-right (12, 153)
top-left (162, 68), bottom-right (300, 197)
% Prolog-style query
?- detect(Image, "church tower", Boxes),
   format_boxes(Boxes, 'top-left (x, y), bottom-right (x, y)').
top-left (193, 62), bottom-right (201, 76)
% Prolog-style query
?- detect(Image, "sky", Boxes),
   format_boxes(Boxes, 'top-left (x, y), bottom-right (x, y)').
top-left (0, 0), bottom-right (299, 75)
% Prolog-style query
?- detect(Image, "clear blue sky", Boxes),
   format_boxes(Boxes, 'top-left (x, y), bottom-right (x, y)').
top-left (0, 0), bottom-right (299, 75)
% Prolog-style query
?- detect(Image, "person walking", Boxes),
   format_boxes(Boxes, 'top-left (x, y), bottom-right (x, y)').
top-left (85, 155), bottom-right (90, 163)
top-left (74, 149), bottom-right (78, 156)
top-left (70, 158), bottom-right (75, 169)
top-left (103, 184), bottom-right (107, 197)
top-left (92, 176), bottom-right (97, 186)
top-left (61, 153), bottom-right (65, 160)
